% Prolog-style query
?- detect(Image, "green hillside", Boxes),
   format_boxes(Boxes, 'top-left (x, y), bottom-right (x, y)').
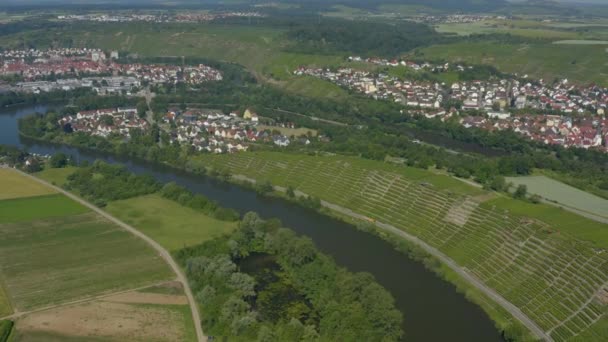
top-left (197, 151), bottom-right (608, 342)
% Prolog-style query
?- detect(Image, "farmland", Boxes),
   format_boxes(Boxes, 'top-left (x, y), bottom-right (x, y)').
top-left (506, 176), bottom-right (608, 220)
top-left (482, 196), bottom-right (608, 248)
top-left (0, 169), bottom-right (194, 341)
top-left (0, 212), bottom-right (172, 311)
top-left (12, 284), bottom-right (196, 342)
top-left (0, 194), bottom-right (88, 223)
top-left (35, 167), bottom-right (78, 187)
top-left (434, 18), bottom-right (608, 41)
top-left (0, 168), bottom-right (56, 200)
top-left (435, 21), bottom-right (583, 40)
top-left (416, 41), bottom-right (608, 86)
top-left (198, 151), bottom-right (608, 341)
top-left (105, 194), bottom-right (237, 252)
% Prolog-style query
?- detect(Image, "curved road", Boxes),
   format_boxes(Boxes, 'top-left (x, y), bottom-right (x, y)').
top-left (17, 170), bottom-right (206, 342)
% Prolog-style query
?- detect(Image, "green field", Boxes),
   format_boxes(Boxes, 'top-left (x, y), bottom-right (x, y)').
top-left (0, 212), bottom-right (172, 311)
top-left (35, 167), bottom-right (78, 187)
top-left (0, 169), bottom-right (57, 200)
top-left (506, 176), bottom-right (608, 220)
top-left (105, 194), bottom-right (237, 252)
top-left (0, 194), bottom-right (89, 223)
top-left (197, 151), bottom-right (608, 341)
top-left (417, 41), bottom-right (608, 86)
top-left (435, 20), bottom-right (583, 40)
top-left (483, 197), bottom-right (608, 248)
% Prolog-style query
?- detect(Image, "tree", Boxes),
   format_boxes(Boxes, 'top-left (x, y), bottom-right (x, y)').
top-left (100, 115), bottom-right (113, 126)
top-left (286, 186), bottom-right (296, 198)
top-left (49, 153), bottom-right (68, 168)
top-left (529, 194), bottom-right (542, 204)
top-left (489, 176), bottom-right (506, 192)
top-left (221, 296), bottom-right (249, 322)
top-left (137, 100), bottom-right (148, 119)
top-left (241, 212), bottom-right (264, 231)
top-left (256, 180), bottom-right (274, 195)
top-left (196, 286), bottom-right (216, 305)
top-left (257, 326), bottom-right (277, 342)
top-left (513, 184), bottom-right (527, 199)
top-left (228, 272), bottom-right (256, 297)
top-left (231, 312), bottom-right (257, 335)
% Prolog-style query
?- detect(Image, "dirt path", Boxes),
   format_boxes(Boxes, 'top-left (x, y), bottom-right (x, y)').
top-left (12, 169), bottom-right (206, 342)
top-left (232, 173), bottom-right (552, 341)
top-left (0, 281), bottom-right (169, 321)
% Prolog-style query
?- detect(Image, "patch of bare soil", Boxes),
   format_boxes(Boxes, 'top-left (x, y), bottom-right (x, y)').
top-left (16, 297), bottom-right (184, 341)
top-left (104, 291), bottom-right (188, 305)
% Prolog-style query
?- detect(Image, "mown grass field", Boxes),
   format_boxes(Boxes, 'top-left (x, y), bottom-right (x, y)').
top-left (0, 168), bottom-right (56, 200)
top-left (0, 194), bottom-right (88, 223)
top-left (482, 197), bottom-right (608, 248)
top-left (0, 212), bottom-right (172, 311)
top-left (35, 167), bottom-right (78, 187)
top-left (197, 151), bottom-right (608, 341)
top-left (506, 176), bottom-right (608, 220)
top-left (105, 194), bottom-right (237, 252)
top-left (417, 41), bottom-right (608, 86)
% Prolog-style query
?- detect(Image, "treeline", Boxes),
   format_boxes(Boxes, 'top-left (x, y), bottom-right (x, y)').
top-left (160, 182), bottom-right (239, 221)
top-left (1, 90), bottom-right (134, 113)
top-left (64, 160), bottom-right (160, 206)
top-left (175, 212), bottom-right (403, 341)
top-left (0, 88), bottom-right (96, 108)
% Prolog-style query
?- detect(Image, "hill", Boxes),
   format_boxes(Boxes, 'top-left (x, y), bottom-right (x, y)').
top-left (197, 151), bottom-right (608, 341)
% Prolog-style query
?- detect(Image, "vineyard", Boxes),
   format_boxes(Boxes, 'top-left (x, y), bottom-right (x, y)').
top-left (197, 152), bottom-right (608, 341)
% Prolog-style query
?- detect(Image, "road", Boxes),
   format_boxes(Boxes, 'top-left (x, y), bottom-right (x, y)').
top-left (15, 169), bottom-right (206, 342)
top-left (233, 173), bottom-right (552, 341)
top-left (321, 201), bottom-right (552, 342)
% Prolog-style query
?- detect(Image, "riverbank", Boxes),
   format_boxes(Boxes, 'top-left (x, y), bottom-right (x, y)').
top-left (16, 168), bottom-right (207, 342)
top-left (12, 130), bottom-right (539, 340)
top-left (221, 174), bottom-right (541, 341)
top-left (1, 103), bottom-right (540, 341)
top-left (27, 149), bottom-right (535, 340)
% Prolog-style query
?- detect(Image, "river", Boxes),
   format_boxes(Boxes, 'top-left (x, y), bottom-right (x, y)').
top-left (0, 104), bottom-right (504, 342)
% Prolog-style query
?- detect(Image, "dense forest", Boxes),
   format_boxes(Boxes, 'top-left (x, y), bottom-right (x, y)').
top-left (175, 212), bottom-right (403, 341)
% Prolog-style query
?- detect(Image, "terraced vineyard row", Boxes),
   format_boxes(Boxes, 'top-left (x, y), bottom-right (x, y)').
top-left (199, 152), bottom-right (608, 341)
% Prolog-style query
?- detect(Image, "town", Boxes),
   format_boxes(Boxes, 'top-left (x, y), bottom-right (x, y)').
top-left (0, 48), bottom-right (223, 94)
top-left (295, 61), bottom-right (608, 153)
top-left (406, 14), bottom-right (506, 24)
top-left (56, 11), bottom-right (265, 23)
top-left (58, 106), bottom-right (313, 154)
